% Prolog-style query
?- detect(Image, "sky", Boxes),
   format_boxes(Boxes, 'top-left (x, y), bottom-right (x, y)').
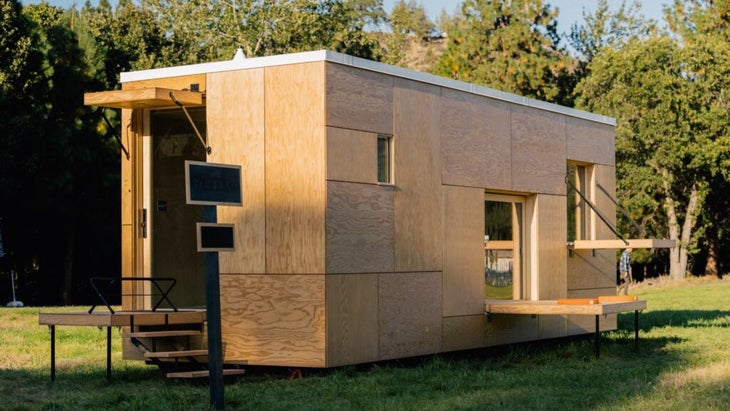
top-left (23, 0), bottom-right (668, 35)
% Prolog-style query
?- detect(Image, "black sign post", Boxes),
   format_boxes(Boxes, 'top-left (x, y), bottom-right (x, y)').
top-left (185, 161), bottom-right (242, 411)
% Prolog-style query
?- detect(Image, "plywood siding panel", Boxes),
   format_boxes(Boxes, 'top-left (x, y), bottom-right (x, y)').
top-left (326, 181), bottom-right (394, 273)
top-left (122, 74), bottom-right (206, 93)
top-left (442, 185), bottom-right (485, 317)
top-left (568, 249), bottom-right (617, 290)
top-left (379, 272), bottom-right (442, 360)
top-left (538, 315), bottom-right (567, 340)
top-left (442, 315), bottom-right (487, 352)
top-left (511, 105), bottom-right (567, 195)
top-left (220, 274), bottom-right (325, 367)
top-left (393, 78), bottom-right (443, 272)
top-left (566, 117), bottom-right (615, 166)
top-left (207, 69), bottom-right (266, 274)
top-left (265, 62), bottom-right (326, 274)
top-left (327, 127), bottom-right (377, 184)
top-left (326, 274), bottom-right (379, 367)
top-left (441, 88), bottom-right (511, 189)
top-left (536, 194), bottom-right (568, 300)
top-left (484, 315), bottom-right (538, 346)
top-left (326, 64), bottom-right (393, 134)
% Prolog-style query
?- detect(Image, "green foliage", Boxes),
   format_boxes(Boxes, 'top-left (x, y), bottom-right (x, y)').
top-left (434, 0), bottom-right (572, 104)
top-left (383, 0), bottom-right (434, 66)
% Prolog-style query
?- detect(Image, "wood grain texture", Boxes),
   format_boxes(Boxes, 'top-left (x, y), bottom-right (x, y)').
top-left (441, 88), bottom-right (511, 189)
top-left (442, 185), bottom-right (485, 317)
top-left (220, 274), bottom-right (326, 367)
top-left (326, 274), bottom-right (379, 367)
top-left (325, 63), bottom-right (393, 134)
top-left (326, 181), bottom-right (394, 273)
top-left (326, 127), bottom-right (378, 183)
top-left (567, 249), bottom-right (617, 290)
top-left (538, 315), bottom-right (567, 340)
top-left (379, 272), bottom-right (442, 360)
top-left (535, 194), bottom-right (567, 300)
top-left (207, 69), bottom-right (266, 274)
top-left (566, 117), bottom-right (615, 166)
top-left (122, 74), bottom-right (206, 93)
top-left (265, 62), bottom-right (326, 274)
top-left (510, 105), bottom-right (567, 195)
top-left (442, 315), bottom-right (487, 352)
top-left (567, 288), bottom-right (619, 333)
top-left (84, 88), bottom-right (202, 109)
top-left (393, 78), bottom-right (443, 272)
top-left (484, 314), bottom-right (538, 346)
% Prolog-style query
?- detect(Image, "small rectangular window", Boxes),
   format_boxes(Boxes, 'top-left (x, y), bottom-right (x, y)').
top-left (377, 135), bottom-right (392, 183)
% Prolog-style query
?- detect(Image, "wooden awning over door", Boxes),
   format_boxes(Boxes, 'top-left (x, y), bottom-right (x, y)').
top-left (84, 87), bottom-right (203, 109)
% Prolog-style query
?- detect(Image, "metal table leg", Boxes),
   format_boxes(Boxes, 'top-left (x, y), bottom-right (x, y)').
top-left (50, 325), bottom-right (56, 381)
top-left (106, 326), bottom-right (112, 382)
top-left (634, 310), bottom-right (639, 351)
top-left (595, 315), bottom-right (600, 358)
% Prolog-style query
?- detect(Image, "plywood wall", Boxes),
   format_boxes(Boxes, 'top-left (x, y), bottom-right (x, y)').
top-left (442, 185), bottom-right (485, 317)
top-left (326, 274), bottom-right (379, 367)
top-left (327, 127), bottom-right (377, 184)
top-left (441, 88), bottom-right (511, 190)
top-left (220, 274), bottom-right (326, 367)
top-left (326, 181), bottom-right (394, 273)
top-left (206, 69), bottom-right (266, 274)
top-left (393, 78), bottom-right (443, 272)
top-left (379, 272), bottom-right (442, 360)
top-left (535, 194), bottom-right (568, 300)
top-left (326, 64), bottom-right (393, 134)
top-left (265, 62), bottom-right (326, 274)
top-left (510, 105), bottom-right (567, 195)
top-left (566, 117), bottom-right (615, 166)
top-left (122, 74), bottom-right (206, 93)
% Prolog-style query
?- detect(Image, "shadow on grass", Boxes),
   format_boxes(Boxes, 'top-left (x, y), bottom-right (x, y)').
top-left (619, 309), bottom-right (730, 331)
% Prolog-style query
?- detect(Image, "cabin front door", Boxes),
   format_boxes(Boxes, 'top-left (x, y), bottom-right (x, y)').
top-left (484, 193), bottom-right (524, 300)
top-left (142, 108), bottom-right (207, 308)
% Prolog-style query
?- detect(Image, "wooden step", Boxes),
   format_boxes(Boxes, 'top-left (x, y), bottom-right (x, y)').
top-left (144, 349), bottom-right (208, 359)
top-left (124, 330), bottom-right (201, 338)
top-left (166, 369), bottom-right (246, 379)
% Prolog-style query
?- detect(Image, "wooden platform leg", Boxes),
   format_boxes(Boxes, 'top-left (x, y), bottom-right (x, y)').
top-left (50, 325), bottom-right (55, 382)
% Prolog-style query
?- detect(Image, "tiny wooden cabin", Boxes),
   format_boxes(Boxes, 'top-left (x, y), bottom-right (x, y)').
top-left (86, 50), bottom-right (639, 368)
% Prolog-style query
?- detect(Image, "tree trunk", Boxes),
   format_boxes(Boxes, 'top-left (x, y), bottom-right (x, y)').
top-left (705, 237), bottom-right (718, 277)
top-left (662, 171), bottom-right (701, 281)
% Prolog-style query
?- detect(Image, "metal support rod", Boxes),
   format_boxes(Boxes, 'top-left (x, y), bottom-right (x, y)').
top-left (595, 315), bottom-right (600, 358)
top-left (169, 92), bottom-right (211, 155)
top-left (50, 325), bottom-right (55, 381)
top-left (567, 178), bottom-right (629, 245)
top-left (101, 110), bottom-right (130, 160)
top-left (634, 310), bottom-right (640, 351)
top-left (596, 182), bottom-right (645, 237)
top-left (204, 205), bottom-right (224, 410)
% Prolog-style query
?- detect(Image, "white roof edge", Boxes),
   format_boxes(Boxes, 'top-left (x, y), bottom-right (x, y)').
top-left (120, 49), bottom-right (615, 126)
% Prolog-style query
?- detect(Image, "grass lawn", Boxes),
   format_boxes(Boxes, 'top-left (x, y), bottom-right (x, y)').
top-left (1, 277), bottom-right (729, 410)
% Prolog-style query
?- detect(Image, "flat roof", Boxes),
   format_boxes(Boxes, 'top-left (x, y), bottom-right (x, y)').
top-left (120, 50), bottom-right (615, 126)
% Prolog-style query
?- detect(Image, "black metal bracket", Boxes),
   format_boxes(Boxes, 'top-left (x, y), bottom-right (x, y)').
top-left (169, 92), bottom-right (211, 155)
top-left (100, 110), bottom-right (130, 160)
top-left (89, 277), bottom-right (178, 314)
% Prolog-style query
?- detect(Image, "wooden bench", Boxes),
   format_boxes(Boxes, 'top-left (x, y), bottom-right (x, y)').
top-left (485, 296), bottom-right (646, 357)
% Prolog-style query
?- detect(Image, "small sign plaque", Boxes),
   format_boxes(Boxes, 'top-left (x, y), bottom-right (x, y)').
top-left (185, 160), bottom-right (242, 206)
top-left (196, 223), bottom-right (235, 252)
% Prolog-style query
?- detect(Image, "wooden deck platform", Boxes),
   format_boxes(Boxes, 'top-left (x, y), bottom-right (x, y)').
top-left (39, 310), bottom-right (206, 327)
top-left (485, 297), bottom-right (647, 357)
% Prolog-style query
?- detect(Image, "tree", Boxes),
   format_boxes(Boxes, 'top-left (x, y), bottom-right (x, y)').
top-left (383, 0), bottom-right (435, 66)
top-left (141, 0), bottom-right (386, 62)
top-left (434, 0), bottom-right (572, 104)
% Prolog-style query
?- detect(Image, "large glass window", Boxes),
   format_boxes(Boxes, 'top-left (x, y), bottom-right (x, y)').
top-left (484, 194), bottom-right (524, 300)
top-left (377, 135), bottom-right (392, 183)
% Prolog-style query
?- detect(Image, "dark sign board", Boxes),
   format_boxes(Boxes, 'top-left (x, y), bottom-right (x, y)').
top-left (185, 160), bottom-right (242, 206)
top-left (197, 223), bottom-right (235, 252)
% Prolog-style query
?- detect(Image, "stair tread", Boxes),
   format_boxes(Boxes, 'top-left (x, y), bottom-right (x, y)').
top-left (166, 369), bottom-right (246, 378)
top-left (144, 349), bottom-right (208, 358)
top-left (124, 330), bottom-right (201, 338)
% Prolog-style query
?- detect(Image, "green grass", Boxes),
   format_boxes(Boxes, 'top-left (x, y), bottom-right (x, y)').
top-left (2, 278), bottom-right (729, 410)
